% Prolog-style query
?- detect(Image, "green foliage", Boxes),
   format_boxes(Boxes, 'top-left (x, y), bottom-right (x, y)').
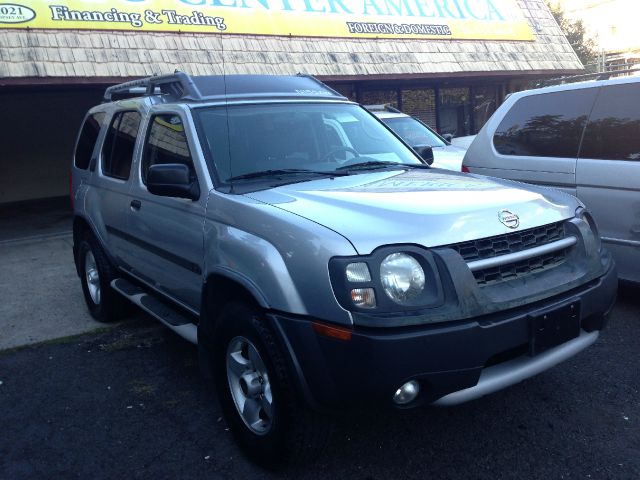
top-left (547, 1), bottom-right (596, 66)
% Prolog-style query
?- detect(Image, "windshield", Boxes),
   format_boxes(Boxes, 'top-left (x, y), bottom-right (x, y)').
top-left (382, 116), bottom-right (447, 148)
top-left (194, 103), bottom-right (422, 183)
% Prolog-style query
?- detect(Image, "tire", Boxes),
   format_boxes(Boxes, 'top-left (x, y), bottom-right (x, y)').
top-left (78, 233), bottom-right (126, 323)
top-left (212, 302), bottom-right (332, 468)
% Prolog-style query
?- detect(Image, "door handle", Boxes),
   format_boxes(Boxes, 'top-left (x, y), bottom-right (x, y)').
top-left (130, 200), bottom-right (142, 210)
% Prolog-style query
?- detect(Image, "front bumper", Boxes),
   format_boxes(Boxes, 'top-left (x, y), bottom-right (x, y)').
top-left (268, 257), bottom-right (617, 410)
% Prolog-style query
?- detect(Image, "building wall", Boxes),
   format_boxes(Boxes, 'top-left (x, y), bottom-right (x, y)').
top-left (0, 88), bottom-right (102, 204)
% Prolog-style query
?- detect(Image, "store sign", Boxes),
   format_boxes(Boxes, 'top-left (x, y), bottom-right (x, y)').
top-left (0, 0), bottom-right (534, 41)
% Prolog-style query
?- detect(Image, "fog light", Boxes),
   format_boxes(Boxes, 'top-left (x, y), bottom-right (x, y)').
top-left (393, 380), bottom-right (420, 405)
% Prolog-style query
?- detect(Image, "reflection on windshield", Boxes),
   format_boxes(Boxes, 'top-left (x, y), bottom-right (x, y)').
top-left (195, 103), bottom-right (421, 182)
top-left (382, 117), bottom-right (446, 148)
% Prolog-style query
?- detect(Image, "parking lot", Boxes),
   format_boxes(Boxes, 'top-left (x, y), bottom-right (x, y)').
top-left (0, 221), bottom-right (638, 479)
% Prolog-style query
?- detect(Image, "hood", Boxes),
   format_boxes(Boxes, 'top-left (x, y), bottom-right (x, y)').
top-left (246, 169), bottom-right (579, 254)
top-left (431, 145), bottom-right (466, 171)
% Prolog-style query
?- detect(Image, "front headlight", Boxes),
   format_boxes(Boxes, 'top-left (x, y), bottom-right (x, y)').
top-left (576, 207), bottom-right (601, 252)
top-left (329, 246), bottom-right (443, 315)
top-left (380, 253), bottom-right (425, 304)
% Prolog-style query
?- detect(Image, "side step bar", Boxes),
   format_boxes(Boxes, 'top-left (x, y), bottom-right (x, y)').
top-left (111, 278), bottom-right (198, 345)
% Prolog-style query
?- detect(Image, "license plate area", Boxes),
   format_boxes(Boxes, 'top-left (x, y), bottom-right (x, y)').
top-left (529, 300), bottom-right (581, 356)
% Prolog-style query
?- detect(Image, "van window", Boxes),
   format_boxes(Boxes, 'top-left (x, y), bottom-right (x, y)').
top-left (75, 112), bottom-right (105, 170)
top-left (141, 114), bottom-right (195, 184)
top-left (101, 111), bottom-right (141, 180)
top-left (580, 82), bottom-right (640, 161)
top-left (493, 88), bottom-right (598, 158)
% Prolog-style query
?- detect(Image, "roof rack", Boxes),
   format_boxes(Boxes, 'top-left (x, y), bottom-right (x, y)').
top-left (536, 67), bottom-right (640, 88)
top-left (103, 72), bottom-right (345, 104)
top-left (103, 71), bottom-right (202, 102)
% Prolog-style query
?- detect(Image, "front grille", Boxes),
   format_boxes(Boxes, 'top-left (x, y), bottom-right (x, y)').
top-left (472, 248), bottom-right (569, 286)
top-left (452, 222), bottom-right (566, 262)
top-left (449, 221), bottom-right (570, 286)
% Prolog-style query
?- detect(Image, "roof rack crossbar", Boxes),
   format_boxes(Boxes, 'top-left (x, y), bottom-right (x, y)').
top-left (103, 71), bottom-right (202, 102)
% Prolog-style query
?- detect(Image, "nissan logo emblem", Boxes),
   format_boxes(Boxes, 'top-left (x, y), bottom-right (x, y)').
top-left (498, 209), bottom-right (519, 229)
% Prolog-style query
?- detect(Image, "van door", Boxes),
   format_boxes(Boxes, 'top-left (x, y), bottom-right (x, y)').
top-left (468, 87), bottom-right (599, 196)
top-left (577, 81), bottom-right (640, 283)
top-left (121, 111), bottom-right (206, 311)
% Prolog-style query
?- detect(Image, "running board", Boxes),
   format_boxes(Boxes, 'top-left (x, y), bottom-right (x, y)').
top-left (111, 278), bottom-right (198, 345)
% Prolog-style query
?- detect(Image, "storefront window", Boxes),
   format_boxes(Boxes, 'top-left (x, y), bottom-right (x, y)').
top-left (439, 87), bottom-right (471, 137)
top-left (360, 89), bottom-right (398, 108)
top-left (401, 89), bottom-right (437, 129)
top-left (473, 86), bottom-right (498, 133)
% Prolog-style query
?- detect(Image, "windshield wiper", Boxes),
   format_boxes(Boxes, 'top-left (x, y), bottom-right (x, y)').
top-left (228, 169), bottom-right (349, 181)
top-left (336, 161), bottom-right (429, 171)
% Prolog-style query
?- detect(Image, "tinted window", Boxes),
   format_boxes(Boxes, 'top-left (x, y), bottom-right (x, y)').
top-left (141, 114), bottom-right (194, 184)
top-left (75, 112), bottom-right (105, 170)
top-left (101, 111), bottom-right (140, 180)
top-left (493, 88), bottom-right (598, 158)
top-left (580, 82), bottom-right (640, 161)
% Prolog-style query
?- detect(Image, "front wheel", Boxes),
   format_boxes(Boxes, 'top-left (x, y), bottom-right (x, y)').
top-left (212, 302), bottom-right (331, 468)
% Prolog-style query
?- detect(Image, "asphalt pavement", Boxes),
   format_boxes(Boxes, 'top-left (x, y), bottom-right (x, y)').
top-left (1, 287), bottom-right (639, 479)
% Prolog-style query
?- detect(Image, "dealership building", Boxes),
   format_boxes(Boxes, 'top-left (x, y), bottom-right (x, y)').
top-left (0, 0), bottom-right (582, 205)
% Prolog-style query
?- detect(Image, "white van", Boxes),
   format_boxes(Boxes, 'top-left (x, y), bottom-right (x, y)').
top-left (463, 75), bottom-right (640, 283)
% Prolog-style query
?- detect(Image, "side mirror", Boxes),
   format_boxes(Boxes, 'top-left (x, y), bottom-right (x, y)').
top-left (147, 164), bottom-right (199, 200)
top-left (442, 133), bottom-right (453, 142)
top-left (414, 145), bottom-right (434, 165)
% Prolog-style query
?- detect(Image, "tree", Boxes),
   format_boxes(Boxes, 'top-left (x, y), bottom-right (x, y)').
top-left (546, 2), bottom-right (596, 66)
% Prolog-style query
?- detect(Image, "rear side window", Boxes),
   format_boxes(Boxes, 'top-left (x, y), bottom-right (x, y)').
top-left (75, 112), bottom-right (105, 170)
top-left (141, 114), bottom-right (194, 184)
top-left (580, 82), bottom-right (640, 161)
top-left (101, 111), bottom-right (141, 180)
top-left (493, 88), bottom-right (598, 158)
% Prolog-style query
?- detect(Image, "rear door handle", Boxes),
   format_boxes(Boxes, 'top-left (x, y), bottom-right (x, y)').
top-left (130, 200), bottom-right (142, 210)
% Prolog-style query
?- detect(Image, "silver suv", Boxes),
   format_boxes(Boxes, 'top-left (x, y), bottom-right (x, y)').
top-left (462, 75), bottom-right (640, 284)
top-left (71, 73), bottom-right (616, 466)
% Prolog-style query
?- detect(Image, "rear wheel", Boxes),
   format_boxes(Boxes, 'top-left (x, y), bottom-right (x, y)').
top-left (212, 302), bottom-right (331, 468)
top-left (78, 234), bottom-right (126, 322)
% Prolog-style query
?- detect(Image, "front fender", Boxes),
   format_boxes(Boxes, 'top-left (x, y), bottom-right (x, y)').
top-left (201, 190), bottom-right (358, 325)
top-left (203, 226), bottom-right (308, 315)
